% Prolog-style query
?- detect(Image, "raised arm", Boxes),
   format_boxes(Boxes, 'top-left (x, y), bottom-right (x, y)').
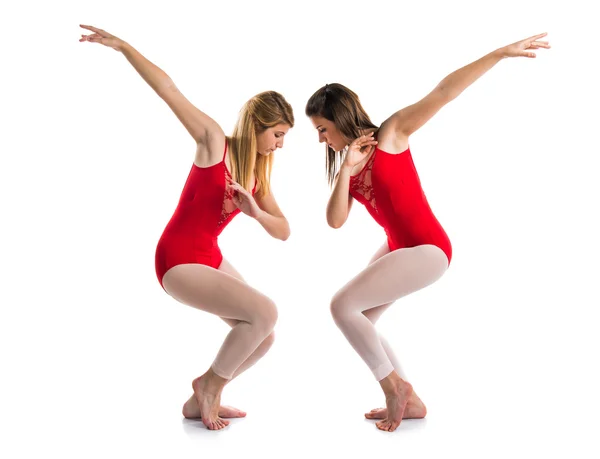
top-left (380, 32), bottom-right (550, 144)
top-left (79, 25), bottom-right (223, 150)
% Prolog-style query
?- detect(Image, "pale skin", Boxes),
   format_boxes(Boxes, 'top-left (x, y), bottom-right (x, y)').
top-left (311, 33), bottom-right (550, 432)
top-left (80, 25), bottom-right (291, 430)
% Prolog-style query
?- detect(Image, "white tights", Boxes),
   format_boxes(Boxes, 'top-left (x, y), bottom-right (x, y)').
top-left (330, 243), bottom-right (449, 381)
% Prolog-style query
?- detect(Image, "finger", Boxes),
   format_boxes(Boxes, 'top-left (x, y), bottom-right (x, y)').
top-left (359, 140), bottom-right (378, 149)
top-left (79, 33), bottom-right (97, 42)
top-left (521, 51), bottom-right (536, 58)
top-left (79, 24), bottom-right (110, 37)
top-left (84, 34), bottom-right (103, 43)
top-left (231, 185), bottom-right (250, 197)
top-left (526, 32), bottom-right (547, 42)
top-left (79, 24), bottom-right (102, 33)
top-left (531, 41), bottom-right (551, 48)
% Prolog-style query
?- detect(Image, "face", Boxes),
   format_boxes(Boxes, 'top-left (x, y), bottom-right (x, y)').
top-left (310, 116), bottom-right (347, 152)
top-left (256, 123), bottom-right (291, 156)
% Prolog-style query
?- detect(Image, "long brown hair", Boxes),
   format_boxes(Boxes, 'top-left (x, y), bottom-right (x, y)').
top-left (228, 91), bottom-right (294, 197)
top-left (305, 83), bottom-right (378, 187)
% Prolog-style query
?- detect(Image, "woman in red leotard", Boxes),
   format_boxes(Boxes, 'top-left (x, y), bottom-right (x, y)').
top-left (80, 25), bottom-right (293, 430)
top-left (306, 33), bottom-right (550, 433)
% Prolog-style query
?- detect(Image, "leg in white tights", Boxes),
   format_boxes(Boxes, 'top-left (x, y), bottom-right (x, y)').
top-left (162, 257), bottom-right (278, 430)
top-left (180, 258), bottom-right (276, 420)
top-left (330, 243), bottom-right (448, 431)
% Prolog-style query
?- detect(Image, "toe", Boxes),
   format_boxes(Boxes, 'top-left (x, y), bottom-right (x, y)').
top-left (221, 406), bottom-right (246, 418)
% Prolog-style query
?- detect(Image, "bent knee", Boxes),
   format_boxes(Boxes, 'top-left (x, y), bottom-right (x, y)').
top-left (261, 331), bottom-right (276, 350)
top-left (330, 292), bottom-right (351, 323)
top-left (253, 297), bottom-right (278, 332)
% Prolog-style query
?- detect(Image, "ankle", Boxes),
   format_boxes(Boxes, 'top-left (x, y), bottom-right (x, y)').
top-left (379, 371), bottom-right (405, 395)
top-left (205, 367), bottom-right (228, 388)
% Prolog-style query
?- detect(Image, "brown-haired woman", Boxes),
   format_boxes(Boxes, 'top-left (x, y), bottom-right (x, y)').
top-left (306, 33), bottom-right (550, 432)
top-left (79, 25), bottom-right (293, 430)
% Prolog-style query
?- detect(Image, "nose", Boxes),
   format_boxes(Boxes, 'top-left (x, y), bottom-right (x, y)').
top-left (318, 132), bottom-right (326, 143)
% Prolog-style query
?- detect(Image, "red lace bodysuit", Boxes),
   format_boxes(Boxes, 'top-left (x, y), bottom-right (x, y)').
top-left (349, 144), bottom-right (452, 264)
top-left (155, 140), bottom-right (256, 289)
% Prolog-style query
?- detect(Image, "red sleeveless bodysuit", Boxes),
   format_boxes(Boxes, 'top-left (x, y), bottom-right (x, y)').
top-left (155, 140), bottom-right (256, 289)
top-left (349, 144), bottom-right (452, 264)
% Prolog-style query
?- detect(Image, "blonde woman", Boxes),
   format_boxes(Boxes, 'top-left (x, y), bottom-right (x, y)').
top-left (79, 25), bottom-right (293, 431)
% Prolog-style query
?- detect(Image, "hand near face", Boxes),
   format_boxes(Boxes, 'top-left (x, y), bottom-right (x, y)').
top-left (344, 134), bottom-right (378, 168)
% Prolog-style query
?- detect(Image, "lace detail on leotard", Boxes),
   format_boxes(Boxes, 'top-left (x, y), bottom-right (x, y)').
top-left (216, 168), bottom-right (239, 232)
top-left (350, 151), bottom-right (378, 212)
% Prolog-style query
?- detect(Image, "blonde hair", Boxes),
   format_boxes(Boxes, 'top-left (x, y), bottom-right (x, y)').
top-left (228, 91), bottom-right (294, 198)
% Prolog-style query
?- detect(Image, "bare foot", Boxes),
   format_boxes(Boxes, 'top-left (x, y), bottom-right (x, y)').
top-left (365, 391), bottom-right (427, 420)
top-left (182, 394), bottom-right (247, 419)
top-left (191, 370), bottom-right (230, 430)
top-left (376, 374), bottom-right (413, 432)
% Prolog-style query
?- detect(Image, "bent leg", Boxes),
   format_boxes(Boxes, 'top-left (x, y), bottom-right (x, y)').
top-left (163, 262), bottom-right (277, 429)
top-left (331, 244), bottom-right (448, 381)
top-left (163, 262), bottom-right (278, 380)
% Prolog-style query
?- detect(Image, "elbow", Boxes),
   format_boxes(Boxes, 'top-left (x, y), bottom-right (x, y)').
top-left (326, 205), bottom-right (348, 229)
top-left (436, 83), bottom-right (458, 103)
top-left (327, 217), bottom-right (345, 229)
top-left (279, 221), bottom-right (291, 241)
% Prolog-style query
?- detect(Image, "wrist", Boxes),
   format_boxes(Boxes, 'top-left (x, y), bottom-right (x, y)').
top-left (255, 209), bottom-right (268, 222)
top-left (340, 162), bottom-right (354, 175)
top-left (492, 47), bottom-right (507, 60)
top-left (117, 40), bottom-right (131, 53)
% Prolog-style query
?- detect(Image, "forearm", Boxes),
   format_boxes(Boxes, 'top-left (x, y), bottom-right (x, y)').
top-left (119, 42), bottom-right (173, 96)
top-left (326, 164), bottom-right (353, 228)
top-left (255, 211), bottom-right (290, 241)
top-left (438, 49), bottom-right (504, 101)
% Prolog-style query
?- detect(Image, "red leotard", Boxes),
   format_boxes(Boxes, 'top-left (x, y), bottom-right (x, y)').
top-left (349, 144), bottom-right (452, 264)
top-left (155, 140), bottom-right (256, 289)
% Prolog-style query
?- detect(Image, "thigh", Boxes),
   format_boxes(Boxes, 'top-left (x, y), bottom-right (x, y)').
top-left (162, 262), bottom-right (275, 324)
top-left (334, 244), bottom-right (449, 314)
top-left (363, 241), bottom-right (393, 324)
top-left (217, 257), bottom-right (248, 327)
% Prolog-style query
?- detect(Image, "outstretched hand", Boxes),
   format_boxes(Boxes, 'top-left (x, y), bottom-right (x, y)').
top-left (499, 32), bottom-right (551, 58)
top-left (78, 25), bottom-right (125, 51)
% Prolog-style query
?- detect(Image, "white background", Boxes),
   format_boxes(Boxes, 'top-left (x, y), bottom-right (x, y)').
top-left (1, 0), bottom-right (599, 457)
